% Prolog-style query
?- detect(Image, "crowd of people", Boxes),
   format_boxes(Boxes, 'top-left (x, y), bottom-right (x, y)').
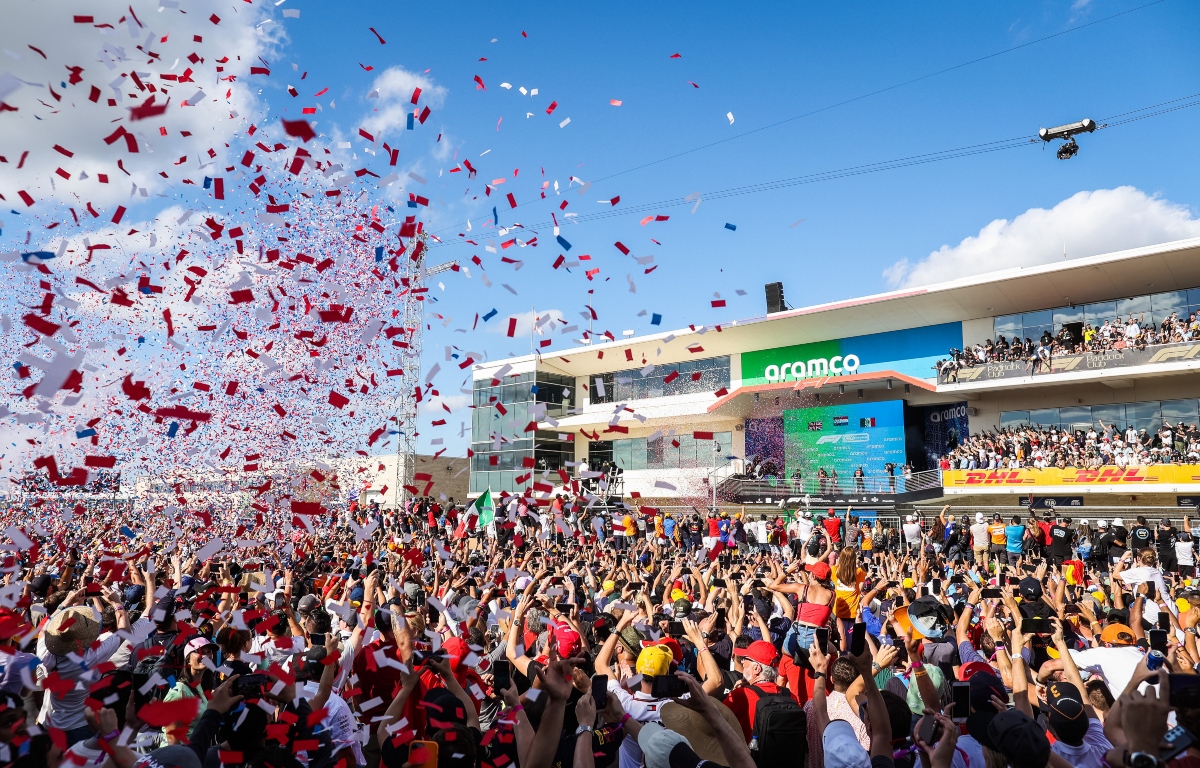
top-left (0, 494), bottom-right (1194, 768)
top-left (936, 310), bottom-right (1200, 378)
top-left (940, 422), bottom-right (1200, 471)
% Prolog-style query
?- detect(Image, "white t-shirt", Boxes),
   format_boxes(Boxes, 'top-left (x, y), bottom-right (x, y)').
top-left (1177, 540), bottom-right (1195, 566)
top-left (970, 522), bottom-right (989, 547)
top-left (1050, 718), bottom-right (1111, 768)
top-left (607, 681), bottom-right (665, 768)
top-left (903, 523), bottom-right (922, 544)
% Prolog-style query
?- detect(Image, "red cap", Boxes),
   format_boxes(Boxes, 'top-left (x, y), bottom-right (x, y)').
top-left (553, 623), bottom-right (582, 658)
top-left (806, 562), bottom-right (831, 580)
top-left (958, 661), bottom-right (996, 681)
top-left (440, 636), bottom-right (471, 672)
top-left (734, 640), bottom-right (779, 667)
top-left (643, 637), bottom-right (683, 664)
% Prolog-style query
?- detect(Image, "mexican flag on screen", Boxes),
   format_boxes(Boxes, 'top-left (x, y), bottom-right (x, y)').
top-left (454, 489), bottom-right (495, 538)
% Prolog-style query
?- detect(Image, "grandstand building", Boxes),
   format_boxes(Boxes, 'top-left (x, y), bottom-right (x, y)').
top-left (469, 237), bottom-right (1200, 514)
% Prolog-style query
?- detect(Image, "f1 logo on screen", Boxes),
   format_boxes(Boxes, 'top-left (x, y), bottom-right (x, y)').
top-left (815, 433), bottom-right (870, 444)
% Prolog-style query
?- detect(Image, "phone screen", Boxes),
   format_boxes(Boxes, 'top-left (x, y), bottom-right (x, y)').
top-left (952, 682), bottom-right (971, 722)
top-left (815, 628), bottom-right (829, 655)
top-left (492, 660), bottom-right (511, 692)
top-left (850, 622), bottom-right (866, 657)
top-left (931, 579), bottom-right (942, 595)
top-left (981, 588), bottom-right (1003, 599)
top-left (667, 621), bottom-right (685, 637)
top-left (1149, 629), bottom-right (1168, 653)
top-left (591, 674), bottom-right (608, 709)
top-left (650, 675), bottom-right (688, 698)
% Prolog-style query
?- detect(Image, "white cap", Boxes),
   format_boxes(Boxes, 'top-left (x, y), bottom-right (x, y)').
top-left (1112, 518), bottom-right (1124, 528)
top-left (1097, 520), bottom-right (1109, 528)
top-left (906, 515), bottom-right (915, 523)
top-left (975, 513), bottom-right (985, 523)
top-left (1080, 519), bottom-right (1089, 526)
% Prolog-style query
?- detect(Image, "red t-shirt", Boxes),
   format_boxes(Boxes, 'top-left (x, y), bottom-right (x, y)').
top-left (708, 518), bottom-right (721, 536)
top-left (823, 517), bottom-right (841, 543)
top-left (778, 655), bottom-right (815, 707)
top-left (723, 681), bottom-right (794, 742)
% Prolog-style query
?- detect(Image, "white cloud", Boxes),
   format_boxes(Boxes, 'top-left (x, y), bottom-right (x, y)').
top-left (360, 66), bottom-right (447, 140)
top-left (883, 187), bottom-right (1200, 288)
top-left (0, 0), bottom-right (283, 207)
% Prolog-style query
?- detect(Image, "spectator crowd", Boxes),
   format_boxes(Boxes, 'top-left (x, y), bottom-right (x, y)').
top-left (0, 492), bottom-right (1194, 768)
top-left (940, 421), bottom-right (1200, 471)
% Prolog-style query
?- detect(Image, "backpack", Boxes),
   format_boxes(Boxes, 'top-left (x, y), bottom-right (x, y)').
top-left (747, 684), bottom-right (807, 768)
top-left (131, 630), bottom-right (183, 700)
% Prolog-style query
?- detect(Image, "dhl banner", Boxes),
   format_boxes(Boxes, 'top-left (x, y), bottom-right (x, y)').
top-left (944, 465), bottom-right (1200, 488)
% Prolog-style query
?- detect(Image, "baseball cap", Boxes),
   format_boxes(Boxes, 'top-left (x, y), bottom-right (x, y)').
top-left (904, 596), bottom-right (953, 640)
top-left (958, 661), bottom-right (996, 682)
top-left (184, 637), bottom-right (216, 657)
top-left (636, 722), bottom-right (690, 768)
top-left (968, 671), bottom-right (1006, 712)
top-left (296, 594), bottom-right (321, 614)
top-left (1097, 520), bottom-right (1108, 529)
top-left (1099, 623), bottom-right (1135, 646)
top-left (988, 709), bottom-right (1051, 768)
top-left (734, 640), bottom-right (779, 668)
top-left (975, 513), bottom-right (985, 523)
top-left (636, 645), bottom-right (674, 677)
top-left (1018, 576), bottom-right (1043, 601)
top-left (1045, 681), bottom-right (1088, 744)
top-left (552, 623), bottom-right (582, 658)
top-left (822, 719), bottom-right (871, 768)
top-left (806, 562), bottom-right (831, 580)
top-left (644, 637), bottom-right (684, 664)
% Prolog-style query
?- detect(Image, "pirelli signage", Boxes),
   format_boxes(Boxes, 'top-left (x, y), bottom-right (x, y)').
top-left (940, 341), bottom-right (1200, 384)
top-left (944, 466), bottom-right (1200, 488)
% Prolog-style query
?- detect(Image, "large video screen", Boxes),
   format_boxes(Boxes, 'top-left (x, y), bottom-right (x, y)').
top-left (783, 401), bottom-right (907, 480)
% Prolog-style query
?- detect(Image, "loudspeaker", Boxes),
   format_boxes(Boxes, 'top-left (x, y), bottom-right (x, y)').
top-left (765, 282), bottom-right (785, 314)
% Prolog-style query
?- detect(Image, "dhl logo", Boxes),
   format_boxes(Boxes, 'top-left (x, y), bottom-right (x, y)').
top-left (1062, 468), bottom-right (1157, 484)
top-left (955, 471), bottom-right (1034, 486)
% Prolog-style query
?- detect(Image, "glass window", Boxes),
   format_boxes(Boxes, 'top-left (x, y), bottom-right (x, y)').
top-left (1021, 309), bottom-right (1052, 328)
top-left (1115, 294), bottom-right (1152, 320)
top-left (994, 315), bottom-right (1021, 339)
top-left (1091, 404), bottom-right (1125, 429)
top-left (1022, 325), bottom-right (1052, 344)
top-left (614, 439), bottom-right (633, 470)
top-left (1161, 399), bottom-right (1199, 426)
top-left (631, 438), bottom-right (648, 470)
top-left (1084, 301), bottom-right (1117, 327)
top-left (678, 434), bottom-right (697, 469)
top-left (1053, 307), bottom-right (1084, 330)
top-left (997, 410), bottom-right (1024, 427)
top-left (1152, 291), bottom-right (1189, 325)
top-left (1124, 401), bottom-right (1161, 433)
top-left (1029, 409), bottom-right (1059, 427)
top-left (1057, 406), bottom-right (1092, 431)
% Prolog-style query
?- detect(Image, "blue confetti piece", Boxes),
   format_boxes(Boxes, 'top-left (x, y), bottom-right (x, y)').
top-left (166, 421), bottom-right (179, 438)
top-left (725, 223), bottom-right (737, 231)
top-left (556, 235), bottom-right (572, 251)
top-left (407, 200), bottom-right (417, 208)
top-left (21, 251), bottom-right (55, 263)
top-left (202, 177), bottom-right (212, 189)
top-left (75, 428), bottom-right (97, 439)
top-left (375, 246), bottom-right (384, 262)
top-left (492, 206), bottom-right (498, 226)
top-left (119, 526), bottom-right (136, 539)
top-left (651, 313), bottom-right (662, 326)
top-left (406, 113), bottom-right (415, 130)
top-left (530, 384), bottom-right (539, 394)
top-left (482, 308), bottom-right (498, 322)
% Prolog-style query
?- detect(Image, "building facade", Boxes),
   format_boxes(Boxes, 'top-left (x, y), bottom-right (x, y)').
top-left (470, 236), bottom-right (1200, 512)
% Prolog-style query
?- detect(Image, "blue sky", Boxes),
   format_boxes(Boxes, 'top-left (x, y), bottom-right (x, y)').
top-left (3, 0), bottom-right (1200, 466)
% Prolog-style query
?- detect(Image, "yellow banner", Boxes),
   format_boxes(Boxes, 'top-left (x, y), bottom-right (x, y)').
top-left (943, 465), bottom-right (1200, 487)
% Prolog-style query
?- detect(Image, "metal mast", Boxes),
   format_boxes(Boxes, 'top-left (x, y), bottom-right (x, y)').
top-left (393, 230), bottom-right (456, 508)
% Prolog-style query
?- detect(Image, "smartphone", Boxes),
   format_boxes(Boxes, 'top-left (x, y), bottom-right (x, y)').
top-left (232, 673), bottom-right (270, 697)
top-left (1145, 582), bottom-right (1157, 600)
top-left (950, 575), bottom-right (965, 584)
top-left (667, 621), bottom-right (685, 637)
top-left (1149, 629), bottom-right (1168, 653)
top-left (850, 622), bottom-right (866, 657)
top-left (711, 578), bottom-right (727, 588)
top-left (1162, 725), bottom-right (1197, 763)
top-left (916, 713), bottom-right (943, 746)
top-left (952, 682), bottom-right (971, 723)
top-left (591, 674), bottom-right (608, 709)
top-left (493, 660), bottom-right (511, 692)
top-left (1021, 617), bottom-right (1050, 634)
top-left (815, 628), bottom-right (829, 655)
top-left (742, 594), bottom-right (754, 609)
top-left (886, 581), bottom-right (899, 589)
top-left (555, 603), bottom-right (575, 613)
top-left (981, 588), bottom-right (1003, 599)
top-left (310, 633), bottom-right (326, 648)
top-left (650, 675), bottom-right (688, 698)
top-left (931, 579), bottom-right (942, 596)
top-left (407, 741), bottom-right (439, 768)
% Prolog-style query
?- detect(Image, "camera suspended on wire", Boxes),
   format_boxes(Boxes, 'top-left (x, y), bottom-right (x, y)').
top-left (1038, 118), bottom-right (1096, 160)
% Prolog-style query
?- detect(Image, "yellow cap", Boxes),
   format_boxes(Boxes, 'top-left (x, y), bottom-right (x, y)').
top-left (636, 645), bottom-right (674, 677)
top-left (602, 580), bottom-right (616, 592)
top-left (670, 589), bottom-right (687, 602)
top-left (902, 578), bottom-right (916, 589)
top-left (1179, 598), bottom-right (1192, 613)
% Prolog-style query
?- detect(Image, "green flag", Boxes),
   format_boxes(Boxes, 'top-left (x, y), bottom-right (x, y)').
top-left (472, 489), bottom-right (495, 529)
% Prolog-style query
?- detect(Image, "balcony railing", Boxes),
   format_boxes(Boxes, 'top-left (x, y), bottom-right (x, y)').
top-left (720, 469), bottom-right (944, 503)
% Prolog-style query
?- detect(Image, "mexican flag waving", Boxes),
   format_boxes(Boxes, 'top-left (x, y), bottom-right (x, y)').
top-left (454, 489), bottom-right (495, 538)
